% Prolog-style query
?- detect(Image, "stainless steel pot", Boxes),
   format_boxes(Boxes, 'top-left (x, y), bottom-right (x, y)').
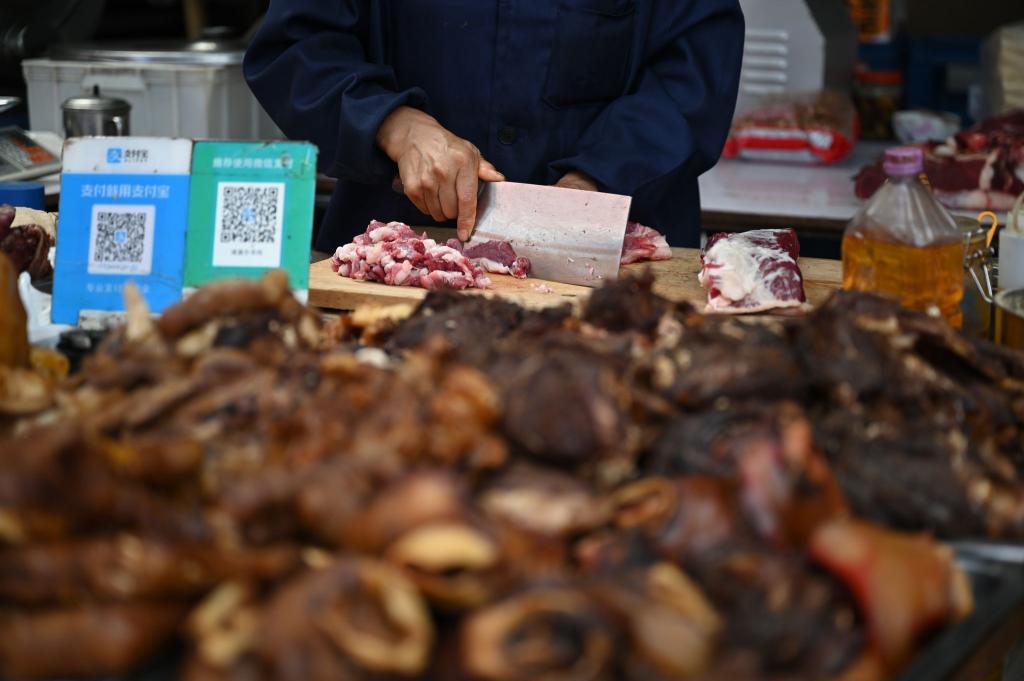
top-left (62, 94), bottom-right (131, 137)
top-left (995, 289), bottom-right (1024, 351)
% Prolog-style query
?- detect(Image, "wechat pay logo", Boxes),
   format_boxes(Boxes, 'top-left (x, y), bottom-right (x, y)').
top-left (107, 148), bottom-right (124, 164)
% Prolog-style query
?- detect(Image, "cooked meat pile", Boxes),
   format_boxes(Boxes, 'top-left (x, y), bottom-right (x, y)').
top-left (10, 268), bottom-right (1024, 681)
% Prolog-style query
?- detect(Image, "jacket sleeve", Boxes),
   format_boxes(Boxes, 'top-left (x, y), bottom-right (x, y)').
top-left (243, 0), bottom-right (429, 183)
top-left (548, 0), bottom-right (744, 195)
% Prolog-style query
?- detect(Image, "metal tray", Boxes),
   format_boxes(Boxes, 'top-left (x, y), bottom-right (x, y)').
top-left (896, 550), bottom-right (1024, 681)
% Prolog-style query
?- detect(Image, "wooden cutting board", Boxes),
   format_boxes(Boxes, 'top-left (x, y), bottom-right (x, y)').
top-left (308, 247), bottom-right (843, 312)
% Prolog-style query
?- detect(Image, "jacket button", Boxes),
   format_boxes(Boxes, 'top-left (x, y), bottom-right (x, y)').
top-left (498, 126), bottom-right (518, 145)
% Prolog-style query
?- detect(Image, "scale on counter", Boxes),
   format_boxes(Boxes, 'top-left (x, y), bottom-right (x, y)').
top-left (0, 126), bottom-right (61, 182)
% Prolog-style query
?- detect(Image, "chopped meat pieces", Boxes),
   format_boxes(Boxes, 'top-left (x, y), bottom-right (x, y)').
top-left (332, 220), bottom-right (492, 290)
top-left (699, 229), bottom-right (808, 314)
top-left (459, 240), bottom-right (532, 278)
top-left (620, 222), bottom-right (672, 265)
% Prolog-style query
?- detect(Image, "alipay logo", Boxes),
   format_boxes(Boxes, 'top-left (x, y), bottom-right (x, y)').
top-left (107, 148), bottom-right (124, 164)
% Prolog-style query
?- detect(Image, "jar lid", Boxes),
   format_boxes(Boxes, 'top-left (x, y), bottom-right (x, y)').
top-left (0, 182), bottom-right (45, 211)
top-left (49, 40), bottom-right (245, 66)
top-left (62, 95), bottom-right (131, 113)
top-left (884, 147), bottom-right (924, 176)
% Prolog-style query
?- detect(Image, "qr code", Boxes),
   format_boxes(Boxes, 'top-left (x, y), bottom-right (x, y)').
top-left (213, 182), bottom-right (285, 268)
top-left (87, 204), bottom-right (155, 276)
top-left (218, 184), bottom-right (283, 243)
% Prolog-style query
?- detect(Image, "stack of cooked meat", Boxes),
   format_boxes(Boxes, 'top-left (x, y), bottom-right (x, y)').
top-left (8, 268), bottom-right (1024, 681)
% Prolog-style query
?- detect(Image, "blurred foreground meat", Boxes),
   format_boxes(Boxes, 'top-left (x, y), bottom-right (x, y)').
top-left (1, 269), bottom-right (1012, 681)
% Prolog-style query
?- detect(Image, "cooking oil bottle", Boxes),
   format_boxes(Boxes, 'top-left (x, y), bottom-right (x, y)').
top-left (842, 147), bottom-right (965, 327)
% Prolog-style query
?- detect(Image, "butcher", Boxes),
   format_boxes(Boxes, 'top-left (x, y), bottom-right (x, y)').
top-left (244, 1), bottom-right (744, 252)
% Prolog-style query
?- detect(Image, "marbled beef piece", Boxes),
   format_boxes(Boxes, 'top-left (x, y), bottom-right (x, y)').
top-left (699, 229), bottom-right (808, 314)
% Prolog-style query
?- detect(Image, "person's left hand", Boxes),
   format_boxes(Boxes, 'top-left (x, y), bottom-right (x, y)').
top-left (555, 171), bottom-right (598, 192)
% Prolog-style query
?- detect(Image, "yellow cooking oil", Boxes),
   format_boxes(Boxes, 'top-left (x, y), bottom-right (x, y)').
top-left (842, 146), bottom-right (966, 329)
top-left (842, 231), bottom-right (964, 328)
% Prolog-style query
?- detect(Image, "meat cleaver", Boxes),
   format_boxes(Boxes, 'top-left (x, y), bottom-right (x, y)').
top-left (468, 182), bottom-right (631, 287)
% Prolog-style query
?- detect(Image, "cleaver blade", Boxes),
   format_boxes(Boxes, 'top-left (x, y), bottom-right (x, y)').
top-left (468, 182), bottom-right (631, 288)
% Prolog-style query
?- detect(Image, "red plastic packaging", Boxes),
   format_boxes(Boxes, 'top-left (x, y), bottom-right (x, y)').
top-left (724, 91), bottom-right (859, 165)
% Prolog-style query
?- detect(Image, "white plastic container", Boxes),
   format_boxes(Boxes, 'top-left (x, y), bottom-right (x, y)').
top-left (22, 43), bottom-right (282, 140)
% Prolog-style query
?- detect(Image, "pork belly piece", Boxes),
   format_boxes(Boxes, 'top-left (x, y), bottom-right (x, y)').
top-left (699, 229), bottom-right (808, 314)
top-left (331, 220), bottom-right (492, 290)
top-left (620, 222), bottom-right (672, 265)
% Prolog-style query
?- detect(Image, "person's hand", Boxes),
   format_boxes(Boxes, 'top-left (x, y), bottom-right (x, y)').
top-left (555, 170), bottom-right (599, 192)
top-left (378, 106), bottom-right (504, 240)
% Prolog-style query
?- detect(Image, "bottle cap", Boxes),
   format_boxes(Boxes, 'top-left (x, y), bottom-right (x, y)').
top-left (884, 147), bottom-right (924, 177)
top-left (0, 182), bottom-right (45, 210)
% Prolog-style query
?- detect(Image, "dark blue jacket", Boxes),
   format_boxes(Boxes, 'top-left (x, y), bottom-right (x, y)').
top-left (244, 0), bottom-right (744, 251)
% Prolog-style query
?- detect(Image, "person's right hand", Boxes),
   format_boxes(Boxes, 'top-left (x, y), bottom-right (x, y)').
top-left (377, 106), bottom-right (504, 240)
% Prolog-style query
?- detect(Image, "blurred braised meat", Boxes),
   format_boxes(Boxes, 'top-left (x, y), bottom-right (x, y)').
top-left (797, 292), bottom-right (1024, 537)
top-left (479, 462), bottom-right (611, 538)
top-left (387, 291), bottom-right (570, 363)
top-left (0, 251), bottom-right (29, 370)
top-left (590, 562), bottom-right (722, 680)
top-left (0, 603), bottom-right (186, 680)
top-left (642, 316), bottom-right (805, 408)
top-left (258, 558), bottom-right (434, 680)
top-left (0, 270), bottom-right (1006, 681)
top-left (458, 585), bottom-right (615, 681)
top-left (581, 270), bottom-right (676, 335)
top-left (811, 520), bottom-right (973, 671)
